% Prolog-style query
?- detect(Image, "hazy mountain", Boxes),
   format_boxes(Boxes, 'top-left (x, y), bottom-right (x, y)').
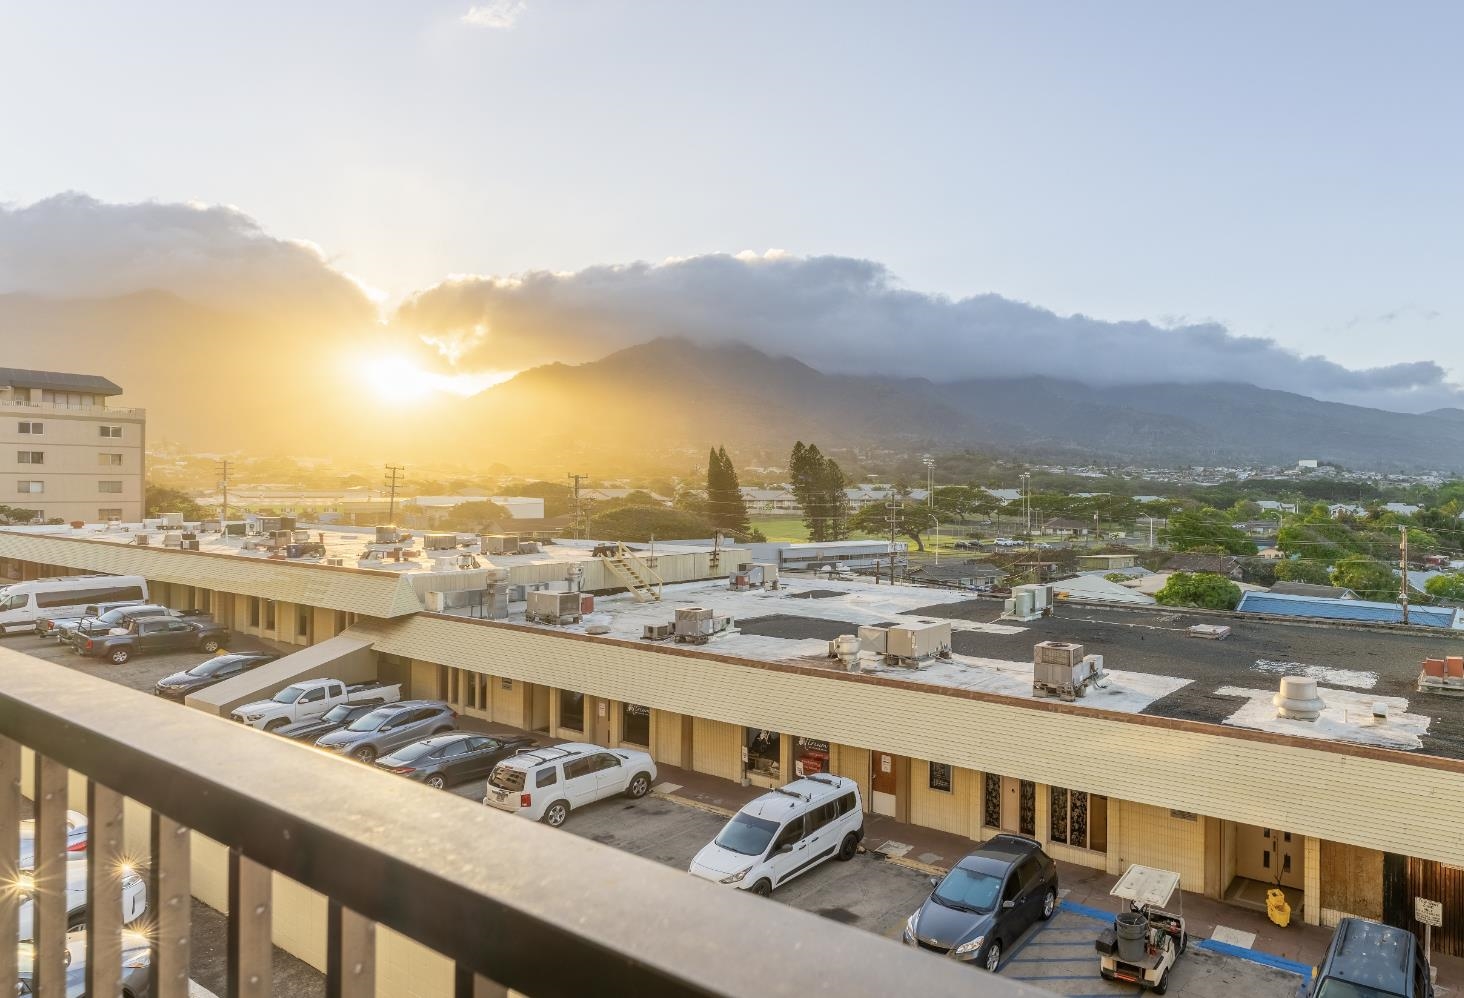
top-left (457, 338), bottom-right (1464, 471)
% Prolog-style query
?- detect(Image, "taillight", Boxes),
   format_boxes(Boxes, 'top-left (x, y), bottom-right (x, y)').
top-left (520, 793), bottom-right (532, 808)
top-left (85, 639), bottom-right (93, 650)
top-left (67, 840), bottom-right (86, 852)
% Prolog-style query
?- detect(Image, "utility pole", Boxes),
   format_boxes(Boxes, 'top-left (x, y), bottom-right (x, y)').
top-left (567, 473), bottom-right (588, 539)
top-left (1400, 524), bottom-right (1410, 624)
top-left (922, 454), bottom-right (934, 504)
top-left (216, 459), bottom-right (231, 525)
top-left (384, 464), bottom-right (405, 524)
top-left (886, 499), bottom-right (903, 585)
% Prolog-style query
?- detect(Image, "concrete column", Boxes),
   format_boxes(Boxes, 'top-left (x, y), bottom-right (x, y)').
top-left (1035, 784), bottom-right (1051, 846)
top-left (1304, 836), bottom-right (1321, 926)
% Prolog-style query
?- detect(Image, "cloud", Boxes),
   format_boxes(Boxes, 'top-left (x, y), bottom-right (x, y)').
top-left (394, 250), bottom-right (1464, 412)
top-left (0, 192), bottom-right (378, 326)
top-left (461, 1), bottom-right (525, 29)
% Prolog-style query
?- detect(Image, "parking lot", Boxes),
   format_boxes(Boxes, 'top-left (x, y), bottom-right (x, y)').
top-left (0, 628), bottom-right (272, 692)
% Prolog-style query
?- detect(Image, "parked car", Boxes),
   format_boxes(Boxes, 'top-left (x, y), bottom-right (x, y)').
top-left (63, 604), bottom-right (209, 648)
top-left (36, 600), bottom-right (149, 639)
top-left (76, 617), bottom-right (231, 665)
top-left (16, 929), bottom-right (153, 998)
top-left (274, 702), bottom-right (379, 742)
top-left (152, 652), bottom-right (278, 701)
top-left (231, 679), bottom-right (401, 731)
top-left (902, 833), bottom-right (1059, 972)
top-left (314, 700), bottom-right (457, 764)
top-left (688, 775), bottom-right (863, 896)
top-left (17, 858), bottom-right (147, 939)
top-left (18, 809), bottom-right (88, 867)
top-left (483, 742), bottom-right (656, 827)
top-left (0, 575), bottom-right (147, 636)
top-left (1308, 917), bottom-right (1434, 997)
top-left (376, 732), bottom-right (537, 789)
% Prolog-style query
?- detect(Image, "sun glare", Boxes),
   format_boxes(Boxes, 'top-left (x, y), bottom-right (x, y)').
top-left (358, 354), bottom-right (515, 405)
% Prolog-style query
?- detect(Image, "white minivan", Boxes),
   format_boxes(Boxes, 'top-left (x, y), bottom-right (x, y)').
top-left (689, 774), bottom-right (863, 896)
top-left (0, 576), bottom-right (149, 635)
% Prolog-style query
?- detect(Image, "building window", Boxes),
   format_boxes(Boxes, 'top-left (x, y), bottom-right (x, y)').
top-left (795, 738), bottom-right (829, 777)
top-left (745, 728), bottom-right (781, 781)
top-left (17, 481), bottom-right (43, 494)
top-left (264, 600), bottom-right (276, 630)
top-left (43, 390), bottom-right (97, 407)
top-left (929, 762), bottom-right (953, 793)
top-left (17, 451), bottom-right (43, 464)
top-left (1050, 787), bottom-right (1107, 852)
top-left (18, 422), bottom-right (42, 434)
top-left (621, 703), bottom-right (650, 746)
top-left (98, 481), bottom-right (123, 493)
top-left (500, 677), bottom-right (512, 690)
top-left (560, 691), bottom-right (585, 731)
top-left (98, 453), bottom-right (123, 466)
top-left (249, 598), bottom-right (261, 627)
top-left (297, 607), bottom-right (310, 638)
top-left (99, 425), bottom-right (122, 438)
top-left (98, 508), bottom-right (122, 520)
top-left (198, 590), bottom-right (212, 613)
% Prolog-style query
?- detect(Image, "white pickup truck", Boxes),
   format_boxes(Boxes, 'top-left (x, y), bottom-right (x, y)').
top-left (231, 679), bottom-right (401, 731)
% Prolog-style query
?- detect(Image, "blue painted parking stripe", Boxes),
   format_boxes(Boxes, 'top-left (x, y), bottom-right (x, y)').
top-left (1056, 899), bottom-right (1117, 922)
top-left (1196, 938), bottom-right (1309, 976)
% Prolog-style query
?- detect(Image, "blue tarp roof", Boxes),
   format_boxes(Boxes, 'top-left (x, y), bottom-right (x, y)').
top-left (1236, 591), bottom-right (1459, 629)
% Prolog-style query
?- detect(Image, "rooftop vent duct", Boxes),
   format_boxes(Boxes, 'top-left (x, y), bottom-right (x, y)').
top-left (1273, 676), bottom-right (1325, 721)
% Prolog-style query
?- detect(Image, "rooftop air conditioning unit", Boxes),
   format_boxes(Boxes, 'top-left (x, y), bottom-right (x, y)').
top-left (375, 525), bottom-right (402, 545)
top-left (424, 533), bottom-right (458, 552)
top-left (324, 557), bottom-right (345, 567)
top-left (425, 591), bottom-right (447, 612)
top-left (642, 622), bottom-right (674, 641)
top-left (526, 590), bottom-right (583, 625)
top-left (161, 512), bottom-right (185, 529)
top-left (884, 620), bottom-right (952, 668)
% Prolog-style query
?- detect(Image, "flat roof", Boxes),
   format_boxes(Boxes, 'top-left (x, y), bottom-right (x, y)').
top-left (507, 576), bottom-right (1464, 760)
top-left (0, 367), bottom-right (122, 395)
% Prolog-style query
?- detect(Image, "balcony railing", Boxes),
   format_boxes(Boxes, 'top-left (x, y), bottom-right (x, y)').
top-left (0, 400), bottom-right (146, 416)
top-left (0, 649), bottom-right (1049, 998)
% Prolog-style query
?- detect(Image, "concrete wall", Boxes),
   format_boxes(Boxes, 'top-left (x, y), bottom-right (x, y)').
top-left (1107, 801), bottom-right (1207, 893)
top-left (0, 404), bottom-right (144, 522)
top-left (186, 633), bottom-right (379, 716)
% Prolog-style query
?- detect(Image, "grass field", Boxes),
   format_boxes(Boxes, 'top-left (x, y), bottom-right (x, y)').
top-left (749, 515), bottom-right (977, 551)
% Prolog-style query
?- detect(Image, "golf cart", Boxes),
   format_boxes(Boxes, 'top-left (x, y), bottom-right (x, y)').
top-left (1095, 864), bottom-right (1188, 993)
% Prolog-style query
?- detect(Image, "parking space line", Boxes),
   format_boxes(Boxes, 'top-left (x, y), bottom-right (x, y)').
top-left (1009, 956), bottom-right (1101, 964)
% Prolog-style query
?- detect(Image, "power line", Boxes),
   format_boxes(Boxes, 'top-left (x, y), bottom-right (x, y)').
top-left (384, 464), bottom-right (405, 523)
top-left (216, 459), bottom-right (231, 525)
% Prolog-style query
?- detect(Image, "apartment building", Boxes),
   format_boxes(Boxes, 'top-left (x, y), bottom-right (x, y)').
top-left (0, 368), bottom-right (145, 523)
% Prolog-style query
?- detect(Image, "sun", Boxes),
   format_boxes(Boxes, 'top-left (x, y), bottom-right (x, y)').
top-left (356, 353), bottom-right (517, 405)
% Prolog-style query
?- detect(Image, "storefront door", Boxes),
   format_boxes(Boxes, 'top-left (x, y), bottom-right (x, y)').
top-left (871, 751), bottom-right (898, 817)
top-left (1235, 824), bottom-right (1303, 889)
top-left (1001, 777), bottom-right (1037, 836)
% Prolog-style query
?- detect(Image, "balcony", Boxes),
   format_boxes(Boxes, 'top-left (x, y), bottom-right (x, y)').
top-left (0, 649), bottom-right (1046, 997)
top-left (0, 399), bottom-right (146, 417)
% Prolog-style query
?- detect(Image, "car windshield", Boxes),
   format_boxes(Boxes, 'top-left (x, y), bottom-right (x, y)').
top-left (932, 867), bottom-right (1003, 913)
top-left (1314, 983), bottom-right (1404, 998)
top-left (188, 656), bottom-right (243, 677)
top-left (347, 708), bottom-right (395, 732)
top-left (98, 608), bottom-right (135, 625)
top-left (714, 813), bottom-right (780, 856)
top-left (488, 766), bottom-right (526, 792)
top-left (321, 705), bottom-right (356, 723)
top-left (272, 686), bottom-right (306, 704)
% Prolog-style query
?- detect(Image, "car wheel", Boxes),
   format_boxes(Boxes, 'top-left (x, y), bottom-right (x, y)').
top-left (837, 832), bottom-right (859, 861)
top-left (109, 648), bottom-right (130, 665)
top-left (354, 746), bottom-right (377, 764)
top-left (542, 801), bottom-right (569, 827)
top-left (426, 774), bottom-right (447, 790)
top-left (1179, 930), bottom-right (1188, 954)
top-left (201, 638), bottom-right (220, 652)
top-left (264, 718), bottom-right (286, 732)
top-left (1154, 968), bottom-right (1170, 995)
top-left (983, 940), bottom-right (1002, 973)
top-left (67, 909), bottom-right (86, 931)
top-left (625, 773), bottom-right (651, 799)
top-left (1040, 887), bottom-right (1056, 920)
top-left (751, 879), bottom-right (773, 897)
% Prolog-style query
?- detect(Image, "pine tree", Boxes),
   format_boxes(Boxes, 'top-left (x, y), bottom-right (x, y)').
top-left (790, 442), bottom-right (828, 541)
top-left (819, 458), bottom-right (851, 540)
top-left (714, 446), bottom-right (750, 536)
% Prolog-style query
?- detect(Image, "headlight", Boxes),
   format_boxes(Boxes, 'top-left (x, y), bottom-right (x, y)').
top-left (123, 951), bottom-right (151, 970)
top-left (953, 935), bottom-right (985, 956)
top-left (719, 867), bottom-right (752, 885)
top-left (904, 912), bottom-right (919, 940)
top-left (121, 866), bottom-right (142, 889)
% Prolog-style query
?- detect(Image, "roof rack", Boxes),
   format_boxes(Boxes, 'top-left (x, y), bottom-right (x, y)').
top-left (511, 745), bottom-right (581, 766)
top-left (771, 786), bottom-right (812, 802)
top-left (803, 774), bottom-right (842, 788)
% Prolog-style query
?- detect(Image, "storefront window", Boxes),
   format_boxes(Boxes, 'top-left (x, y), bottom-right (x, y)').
top-left (745, 728), bottom-right (781, 781)
top-left (929, 762), bottom-right (953, 793)
top-left (561, 691), bottom-right (585, 732)
top-left (622, 703), bottom-right (650, 746)
top-left (1050, 786), bottom-right (1107, 851)
top-left (983, 773), bottom-right (1001, 828)
top-left (794, 738), bottom-right (829, 777)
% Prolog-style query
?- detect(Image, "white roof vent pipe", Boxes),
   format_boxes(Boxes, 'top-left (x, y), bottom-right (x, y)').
top-left (1274, 676), bottom-right (1325, 721)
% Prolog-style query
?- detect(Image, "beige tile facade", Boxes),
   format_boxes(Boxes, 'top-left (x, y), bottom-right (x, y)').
top-left (0, 399), bottom-right (144, 523)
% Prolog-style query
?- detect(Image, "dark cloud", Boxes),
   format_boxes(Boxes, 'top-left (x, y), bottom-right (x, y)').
top-left (0, 193), bottom-right (378, 326)
top-left (395, 251), bottom-right (1462, 412)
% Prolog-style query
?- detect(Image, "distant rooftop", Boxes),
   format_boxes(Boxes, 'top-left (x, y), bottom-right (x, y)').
top-left (1237, 591), bottom-right (1459, 629)
top-left (0, 367), bottom-right (122, 395)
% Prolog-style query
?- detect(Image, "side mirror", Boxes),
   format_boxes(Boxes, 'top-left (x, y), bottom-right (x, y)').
top-left (928, 876), bottom-right (940, 889)
top-left (778, 843), bottom-right (794, 855)
top-left (1002, 900), bottom-right (1016, 909)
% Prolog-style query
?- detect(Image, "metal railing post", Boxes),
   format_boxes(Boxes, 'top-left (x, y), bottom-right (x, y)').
top-left (85, 780), bottom-right (125, 998)
top-left (228, 849), bottom-right (273, 998)
top-left (151, 812), bottom-right (192, 998)
top-left (32, 755), bottom-right (68, 998)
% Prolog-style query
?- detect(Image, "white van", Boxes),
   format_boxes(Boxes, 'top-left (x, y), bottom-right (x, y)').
top-left (689, 774), bottom-right (863, 896)
top-left (0, 576), bottom-right (149, 635)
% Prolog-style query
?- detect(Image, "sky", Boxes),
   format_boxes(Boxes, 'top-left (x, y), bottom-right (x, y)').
top-left (1, 1), bottom-right (1461, 408)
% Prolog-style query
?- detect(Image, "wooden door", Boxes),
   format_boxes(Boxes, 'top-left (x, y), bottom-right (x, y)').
top-left (871, 751), bottom-right (898, 817)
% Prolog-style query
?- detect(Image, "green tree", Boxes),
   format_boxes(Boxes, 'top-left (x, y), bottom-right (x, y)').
top-left (1425, 574), bottom-right (1464, 601)
top-left (705, 446), bottom-right (750, 535)
top-left (593, 490), bottom-right (662, 513)
top-left (1273, 559), bottom-right (1332, 586)
top-left (1162, 508), bottom-right (1255, 555)
top-left (145, 485), bottom-right (211, 520)
top-left (788, 441), bottom-right (850, 541)
top-left (1330, 555), bottom-right (1398, 602)
top-left (587, 505), bottom-right (716, 543)
top-left (0, 505), bottom-right (39, 524)
top-left (849, 498), bottom-right (939, 551)
top-left (1154, 572), bottom-right (1242, 611)
top-left (817, 458), bottom-right (851, 540)
top-left (516, 481), bottom-right (575, 518)
top-left (443, 500), bottom-right (510, 530)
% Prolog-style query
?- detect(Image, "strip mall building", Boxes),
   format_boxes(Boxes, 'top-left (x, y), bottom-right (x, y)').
top-left (2, 523), bottom-right (1462, 954)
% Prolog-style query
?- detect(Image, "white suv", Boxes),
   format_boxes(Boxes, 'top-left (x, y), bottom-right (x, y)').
top-left (483, 743), bottom-right (657, 827)
top-left (689, 774), bottom-right (863, 896)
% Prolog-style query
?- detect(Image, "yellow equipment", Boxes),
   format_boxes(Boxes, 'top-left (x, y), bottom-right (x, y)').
top-left (1266, 888), bottom-right (1292, 928)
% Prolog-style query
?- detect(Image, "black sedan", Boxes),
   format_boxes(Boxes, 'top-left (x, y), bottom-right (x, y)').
top-left (376, 732), bottom-right (536, 789)
top-left (275, 702), bottom-right (378, 742)
top-left (153, 652), bottom-right (278, 701)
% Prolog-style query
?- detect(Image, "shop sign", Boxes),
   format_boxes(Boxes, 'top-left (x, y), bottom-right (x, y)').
top-left (1416, 897), bottom-right (1444, 927)
top-left (626, 704), bottom-right (649, 717)
top-left (880, 754), bottom-right (892, 774)
top-left (929, 762), bottom-right (952, 793)
top-left (797, 738), bottom-right (830, 753)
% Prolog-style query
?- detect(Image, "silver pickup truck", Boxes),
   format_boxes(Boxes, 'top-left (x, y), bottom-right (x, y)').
top-left (230, 679), bottom-right (402, 731)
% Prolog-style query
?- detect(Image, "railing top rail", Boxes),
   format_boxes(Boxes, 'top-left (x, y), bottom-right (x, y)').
top-left (0, 649), bottom-right (1047, 998)
top-left (0, 399), bottom-right (146, 416)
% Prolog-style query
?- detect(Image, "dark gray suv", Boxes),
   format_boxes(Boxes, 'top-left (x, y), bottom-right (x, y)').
top-left (902, 834), bottom-right (1059, 972)
top-left (314, 700), bottom-right (457, 763)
